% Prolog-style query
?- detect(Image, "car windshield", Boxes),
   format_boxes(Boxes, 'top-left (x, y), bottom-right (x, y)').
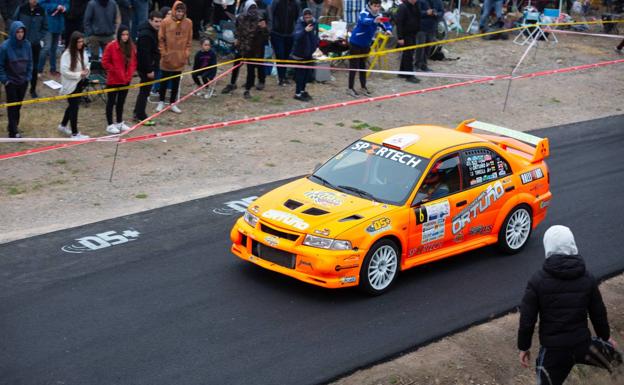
top-left (310, 140), bottom-right (429, 205)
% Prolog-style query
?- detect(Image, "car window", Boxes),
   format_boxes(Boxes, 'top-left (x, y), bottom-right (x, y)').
top-left (311, 140), bottom-right (428, 205)
top-left (462, 148), bottom-right (512, 187)
top-left (414, 153), bottom-right (462, 203)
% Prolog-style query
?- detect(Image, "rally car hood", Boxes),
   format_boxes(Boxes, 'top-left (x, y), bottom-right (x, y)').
top-left (250, 178), bottom-right (398, 237)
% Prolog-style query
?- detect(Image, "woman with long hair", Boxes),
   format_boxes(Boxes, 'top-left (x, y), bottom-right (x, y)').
top-left (102, 24), bottom-right (137, 134)
top-left (58, 30), bottom-right (90, 139)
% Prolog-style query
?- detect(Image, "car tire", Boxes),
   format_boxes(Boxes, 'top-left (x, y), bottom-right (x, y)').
top-left (359, 239), bottom-right (400, 295)
top-left (497, 205), bottom-right (533, 254)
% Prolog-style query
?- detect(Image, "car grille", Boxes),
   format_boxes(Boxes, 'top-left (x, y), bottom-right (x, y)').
top-left (260, 223), bottom-right (300, 241)
top-left (252, 240), bottom-right (296, 269)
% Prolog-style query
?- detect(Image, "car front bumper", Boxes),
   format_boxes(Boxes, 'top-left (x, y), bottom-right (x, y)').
top-left (230, 218), bottom-right (364, 289)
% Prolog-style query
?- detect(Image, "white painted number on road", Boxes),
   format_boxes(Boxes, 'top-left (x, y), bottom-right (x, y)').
top-left (61, 229), bottom-right (141, 253)
top-left (212, 196), bottom-right (258, 216)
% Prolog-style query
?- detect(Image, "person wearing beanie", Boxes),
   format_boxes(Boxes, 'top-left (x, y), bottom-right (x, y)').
top-left (156, 0), bottom-right (192, 113)
top-left (102, 24), bottom-right (137, 133)
top-left (517, 225), bottom-right (622, 385)
top-left (0, 21), bottom-right (33, 138)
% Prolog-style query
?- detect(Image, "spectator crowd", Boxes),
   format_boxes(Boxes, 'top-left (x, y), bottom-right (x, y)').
top-left (0, 0), bottom-right (461, 139)
top-left (0, 0), bottom-right (620, 138)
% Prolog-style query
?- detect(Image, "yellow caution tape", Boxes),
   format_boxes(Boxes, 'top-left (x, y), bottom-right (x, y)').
top-left (0, 19), bottom-right (621, 108)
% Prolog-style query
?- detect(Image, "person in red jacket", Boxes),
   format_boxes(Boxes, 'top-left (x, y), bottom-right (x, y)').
top-left (102, 24), bottom-right (137, 134)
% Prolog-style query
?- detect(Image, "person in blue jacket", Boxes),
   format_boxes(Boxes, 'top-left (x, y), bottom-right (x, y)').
top-left (13, 0), bottom-right (48, 98)
top-left (416, 0), bottom-right (443, 72)
top-left (291, 8), bottom-right (319, 102)
top-left (347, 0), bottom-right (391, 97)
top-left (0, 21), bottom-right (33, 138)
top-left (38, 0), bottom-right (69, 75)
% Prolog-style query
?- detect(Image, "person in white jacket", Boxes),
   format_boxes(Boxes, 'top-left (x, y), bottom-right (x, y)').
top-left (58, 30), bottom-right (90, 139)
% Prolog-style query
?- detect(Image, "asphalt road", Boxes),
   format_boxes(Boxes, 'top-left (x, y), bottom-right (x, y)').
top-left (1, 116), bottom-right (623, 385)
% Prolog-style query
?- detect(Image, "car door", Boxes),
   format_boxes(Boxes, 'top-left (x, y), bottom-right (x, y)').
top-left (407, 152), bottom-right (465, 260)
top-left (450, 147), bottom-right (514, 243)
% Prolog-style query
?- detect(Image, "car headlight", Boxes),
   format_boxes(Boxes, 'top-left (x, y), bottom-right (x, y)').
top-left (243, 211), bottom-right (259, 228)
top-left (303, 235), bottom-right (352, 250)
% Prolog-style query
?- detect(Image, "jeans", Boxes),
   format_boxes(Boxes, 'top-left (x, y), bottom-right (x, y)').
top-left (61, 80), bottom-right (85, 134)
top-left (106, 84), bottom-right (130, 125)
top-left (87, 35), bottom-right (114, 62)
top-left (131, 0), bottom-right (149, 40)
top-left (5, 82), bottom-right (28, 137)
top-left (38, 32), bottom-right (60, 72)
top-left (479, 0), bottom-right (503, 30)
top-left (415, 31), bottom-right (435, 70)
top-left (270, 34), bottom-right (294, 81)
top-left (159, 70), bottom-right (181, 103)
top-left (348, 45), bottom-right (370, 89)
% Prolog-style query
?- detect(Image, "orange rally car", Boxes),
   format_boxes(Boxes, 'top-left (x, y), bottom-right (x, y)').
top-left (230, 120), bottom-right (552, 294)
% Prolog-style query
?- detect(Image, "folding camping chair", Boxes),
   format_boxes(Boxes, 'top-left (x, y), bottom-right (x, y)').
top-left (84, 60), bottom-right (107, 104)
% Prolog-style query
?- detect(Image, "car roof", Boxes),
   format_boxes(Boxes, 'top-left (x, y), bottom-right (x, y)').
top-left (363, 125), bottom-right (488, 159)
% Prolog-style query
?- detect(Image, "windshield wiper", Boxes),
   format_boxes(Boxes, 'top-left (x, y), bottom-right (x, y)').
top-left (338, 185), bottom-right (377, 201)
top-left (309, 174), bottom-right (338, 190)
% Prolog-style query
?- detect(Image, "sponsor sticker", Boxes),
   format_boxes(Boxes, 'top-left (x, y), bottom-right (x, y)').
top-left (408, 241), bottom-right (443, 257)
top-left (350, 140), bottom-right (424, 169)
top-left (264, 235), bottom-right (279, 247)
top-left (262, 209), bottom-right (310, 230)
top-left (452, 181), bottom-right (505, 234)
top-left (303, 191), bottom-right (343, 207)
top-left (415, 200), bottom-right (450, 225)
top-left (366, 217), bottom-right (391, 235)
top-left (520, 168), bottom-right (544, 184)
top-left (422, 219), bottom-right (445, 244)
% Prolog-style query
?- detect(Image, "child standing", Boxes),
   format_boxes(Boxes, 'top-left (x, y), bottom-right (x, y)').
top-left (58, 31), bottom-right (90, 139)
top-left (102, 25), bottom-right (137, 134)
top-left (346, 0), bottom-right (391, 97)
top-left (192, 38), bottom-right (217, 98)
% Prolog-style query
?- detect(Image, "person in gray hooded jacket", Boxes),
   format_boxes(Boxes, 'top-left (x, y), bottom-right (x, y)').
top-left (517, 225), bottom-right (622, 385)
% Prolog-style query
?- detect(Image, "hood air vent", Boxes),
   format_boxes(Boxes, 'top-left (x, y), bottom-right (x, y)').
top-left (284, 199), bottom-right (303, 210)
top-left (302, 207), bottom-right (329, 216)
top-left (338, 214), bottom-right (364, 222)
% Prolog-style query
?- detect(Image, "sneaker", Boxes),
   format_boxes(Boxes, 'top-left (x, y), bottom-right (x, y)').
top-left (195, 90), bottom-right (205, 97)
top-left (256, 82), bottom-right (265, 91)
top-left (406, 76), bottom-right (421, 84)
top-left (155, 101), bottom-right (165, 112)
top-left (361, 88), bottom-right (373, 97)
top-left (221, 84), bottom-right (237, 94)
top-left (278, 79), bottom-right (286, 86)
top-left (294, 93), bottom-right (306, 101)
top-left (30, 90), bottom-right (38, 99)
top-left (106, 123), bottom-right (121, 134)
top-left (420, 66), bottom-right (433, 72)
top-left (71, 132), bottom-right (90, 139)
top-left (302, 91), bottom-right (312, 101)
top-left (117, 121), bottom-right (130, 131)
top-left (8, 132), bottom-right (22, 138)
top-left (243, 90), bottom-right (251, 99)
top-left (57, 124), bottom-right (71, 136)
top-left (615, 47), bottom-right (623, 54)
top-left (170, 104), bottom-right (182, 113)
top-left (150, 90), bottom-right (159, 97)
top-left (204, 87), bottom-right (215, 99)
top-left (143, 120), bottom-right (156, 126)
top-left (347, 88), bottom-right (359, 97)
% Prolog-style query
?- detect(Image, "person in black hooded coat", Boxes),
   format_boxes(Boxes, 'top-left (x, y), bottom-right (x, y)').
top-left (517, 225), bottom-right (622, 385)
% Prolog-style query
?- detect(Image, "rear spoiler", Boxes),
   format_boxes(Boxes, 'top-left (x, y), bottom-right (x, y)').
top-left (456, 119), bottom-right (549, 163)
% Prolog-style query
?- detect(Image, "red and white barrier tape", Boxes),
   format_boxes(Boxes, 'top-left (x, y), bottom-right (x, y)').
top-left (241, 61), bottom-right (498, 80)
top-left (544, 28), bottom-right (624, 39)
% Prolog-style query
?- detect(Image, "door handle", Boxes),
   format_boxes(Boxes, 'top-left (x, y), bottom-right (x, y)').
top-left (456, 200), bottom-right (467, 207)
top-left (505, 186), bottom-right (515, 192)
